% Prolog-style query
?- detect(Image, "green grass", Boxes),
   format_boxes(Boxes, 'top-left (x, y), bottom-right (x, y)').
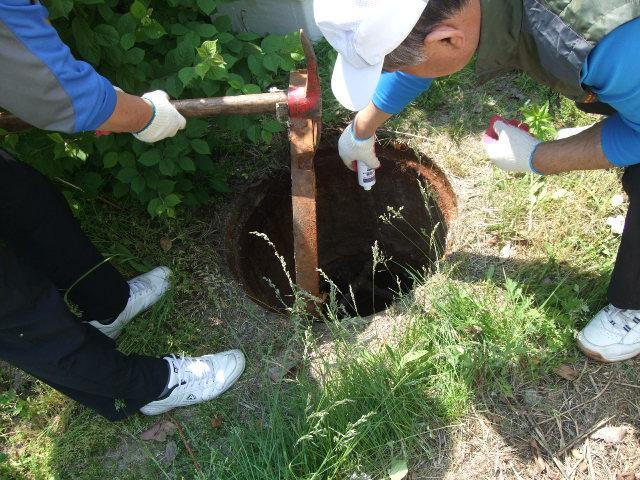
top-left (0, 42), bottom-right (626, 478)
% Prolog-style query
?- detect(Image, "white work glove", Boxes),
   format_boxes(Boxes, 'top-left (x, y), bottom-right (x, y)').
top-left (133, 90), bottom-right (186, 143)
top-left (483, 120), bottom-right (542, 173)
top-left (338, 122), bottom-right (381, 171)
top-left (556, 124), bottom-right (594, 140)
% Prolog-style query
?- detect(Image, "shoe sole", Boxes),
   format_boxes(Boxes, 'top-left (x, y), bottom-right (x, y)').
top-left (576, 335), bottom-right (640, 363)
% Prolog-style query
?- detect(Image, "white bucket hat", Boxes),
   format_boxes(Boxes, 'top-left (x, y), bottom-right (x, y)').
top-left (314, 0), bottom-right (429, 111)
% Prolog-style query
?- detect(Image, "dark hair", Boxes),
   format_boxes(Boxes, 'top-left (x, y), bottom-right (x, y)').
top-left (384, 0), bottom-right (470, 69)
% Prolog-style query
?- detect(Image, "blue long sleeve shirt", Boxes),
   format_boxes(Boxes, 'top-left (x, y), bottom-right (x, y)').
top-left (581, 17), bottom-right (640, 167)
top-left (373, 17), bottom-right (640, 167)
top-left (0, 0), bottom-right (116, 133)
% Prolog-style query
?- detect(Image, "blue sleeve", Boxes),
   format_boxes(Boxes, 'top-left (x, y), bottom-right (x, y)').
top-left (581, 17), bottom-right (640, 167)
top-left (371, 71), bottom-right (433, 115)
top-left (0, 0), bottom-right (116, 133)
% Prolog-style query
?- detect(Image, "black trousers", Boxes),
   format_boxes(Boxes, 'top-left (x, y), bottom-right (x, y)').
top-left (0, 150), bottom-right (167, 421)
top-left (608, 163), bottom-right (640, 309)
top-left (573, 100), bottom-right (640, 308)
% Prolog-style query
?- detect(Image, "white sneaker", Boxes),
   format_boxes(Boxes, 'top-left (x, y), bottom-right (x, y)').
top-left (140, 350), bottom-right (246, 416)
top-left (88, 266), bottom-right (171, 339)
top-left (577, 304), bottom-right (640, 363)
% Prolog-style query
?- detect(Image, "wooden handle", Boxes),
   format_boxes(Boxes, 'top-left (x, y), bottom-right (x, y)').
top-left (174, 92), bottom-right (288, 117)
top-left (0, 91), bottom-right (290, 132)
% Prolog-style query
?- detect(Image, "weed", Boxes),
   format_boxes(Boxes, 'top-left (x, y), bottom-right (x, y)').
top-left (521, 100), bottom-right (557, 140)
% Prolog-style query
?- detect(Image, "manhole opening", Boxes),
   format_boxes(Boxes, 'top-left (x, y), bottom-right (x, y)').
top-left (227, 144), bottom-right (457, 318)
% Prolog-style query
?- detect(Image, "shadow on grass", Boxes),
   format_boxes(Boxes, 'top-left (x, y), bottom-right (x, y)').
top-left (445, 251), bottom-right (611, 323)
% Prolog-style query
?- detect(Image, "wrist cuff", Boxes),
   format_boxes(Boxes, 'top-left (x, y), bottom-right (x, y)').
top-left (529, 143), bottom-right (544, 175)
top-left (134, 99), bottom-right (157, 135)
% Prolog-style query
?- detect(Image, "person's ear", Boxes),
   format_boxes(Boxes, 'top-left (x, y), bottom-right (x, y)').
top-left (424, 25), bottom-right (465, 50)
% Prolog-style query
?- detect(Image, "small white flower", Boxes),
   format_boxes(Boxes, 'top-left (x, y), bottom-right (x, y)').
top-left (606, 215), bottom-right (626, 235)
top-left (500, 242), bottom-right (515, 259)
top-left (350, 474), bottom-right (373, 480)
top-left (611, 194), bottom-right (625, 207)
top-left (552, 188), bottom-right (568, 199)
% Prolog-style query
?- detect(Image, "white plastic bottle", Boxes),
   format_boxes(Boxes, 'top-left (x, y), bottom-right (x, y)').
top-left (357, 160), bottom-right (376, 191)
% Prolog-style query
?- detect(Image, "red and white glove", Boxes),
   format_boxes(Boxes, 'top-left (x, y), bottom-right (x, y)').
top-left (338, 122), bottom-right (381, 172)
top-left (133, 90), bottom-right (186, 143)
top-left (483, 116), bottom-right (541, 174)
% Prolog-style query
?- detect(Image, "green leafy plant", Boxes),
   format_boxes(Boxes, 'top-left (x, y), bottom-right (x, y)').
top-left (521, 100), bottom-right (557, 141)
top-left (1, 0), bottom-right (302, 217)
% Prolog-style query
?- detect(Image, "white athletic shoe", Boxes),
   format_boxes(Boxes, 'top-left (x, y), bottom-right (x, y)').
top-left (140, 350), bottom-right (246, 416)
top-left (577, 304), bottom-right (640, 363)
top-left (88, 266), bottom-right (171, 339)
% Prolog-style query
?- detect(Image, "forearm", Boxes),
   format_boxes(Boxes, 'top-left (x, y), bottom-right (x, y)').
top-left (98, 91), bottom-right (153, 133)
top-left (354, 102), bottom-right (392, 139)
top-left (532, 122), bottom-right (612, 175)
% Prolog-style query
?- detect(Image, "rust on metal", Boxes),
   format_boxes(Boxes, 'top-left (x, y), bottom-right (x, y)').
top-left (288, 71), bottom-right (322, 302)
top-left (287, 30), bottom-right (323, 306)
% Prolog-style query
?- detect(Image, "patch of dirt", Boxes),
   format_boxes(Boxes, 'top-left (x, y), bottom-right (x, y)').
top-left (101, 436), bottom-right (161, 476)
top-left (413, 359), bottom-right (640, 479)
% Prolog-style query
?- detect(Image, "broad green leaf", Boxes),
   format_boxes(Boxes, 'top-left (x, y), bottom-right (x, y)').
top-left (242, 84), bottom-right (261, 95)
top-left (138, 150), bottom-right (161, 167)
top-left (120, 33), bottom-right (136, 50)
top-left (263, 53), bottom-right (280, 73)
top-left (197, 40), bottom-right (220, 60)
top-left (178, 157), bottom-right (196, 172)
top-left (130, 1), bottom-right (147, 19)
top-left (262, 119), bottom-right (284, 133)
top-left (246, 125), bottom-right (260, 144)
top-left (186, 119), bottom-right (209, 138)
top-left (116, 167), bottom-right (138, 183)
top-left (261, 34), bottom-right (284, 54)
top-left (195, 62), bottom-right (211, 79)
top-left (131, 176), bottom-right (146, 194)
top-left (72, 17), bottom-right (101, 64)
top-left (196, 0), bottom-right (216, 15)
top-left (191, 139), bottom-right (211, 155)
top-left (48, 0), bottom-right (74, 20)
top-left (178, 67), bottom-right (197, 87)
top-left (95, 24), bottom-right (119, 47)
top-left (159, 156), bottom-right (176, 176)
top-left (389, 459), bottom-right (408, 480)
top-left (103, 152), bottom-right (119, 169)
top-left (164, 193), bottom-right (182, 207)
top-left (125, 47), bottom-right (145, 64)
top-left (237, 32), bottom-right (260, 41)
top-left (248, 54), bottom-right (267, 77)
top-left (157, 179), bottom-right (175, 195)
top-left (142, 20), bottom-right (167, 40)
top-left (165, 75), bottom-right (184, 98)
top-left (194, 24), bottom-right (218, 38)
top-left (147, 197), bottom-right (163, 217)
top-left (118, 152), bottom-right (136, 168)
top-left (261, 129), bottom-right (273, 144)
top-left (400, 350), bottom-right (429, 367)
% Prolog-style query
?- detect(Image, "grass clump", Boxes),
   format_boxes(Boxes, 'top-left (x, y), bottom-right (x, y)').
top-left (203, 330), bottom-right (444, 480)
top-left (404, 277), bottom-right (575, 416)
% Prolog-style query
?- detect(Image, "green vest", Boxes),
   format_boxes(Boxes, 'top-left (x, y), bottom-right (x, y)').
top-left (476, 0), bottom-right (640, 100)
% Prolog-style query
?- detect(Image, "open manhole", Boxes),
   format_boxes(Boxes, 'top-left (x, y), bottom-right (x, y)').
top-left (226, 142), bottom-right (457, 317)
